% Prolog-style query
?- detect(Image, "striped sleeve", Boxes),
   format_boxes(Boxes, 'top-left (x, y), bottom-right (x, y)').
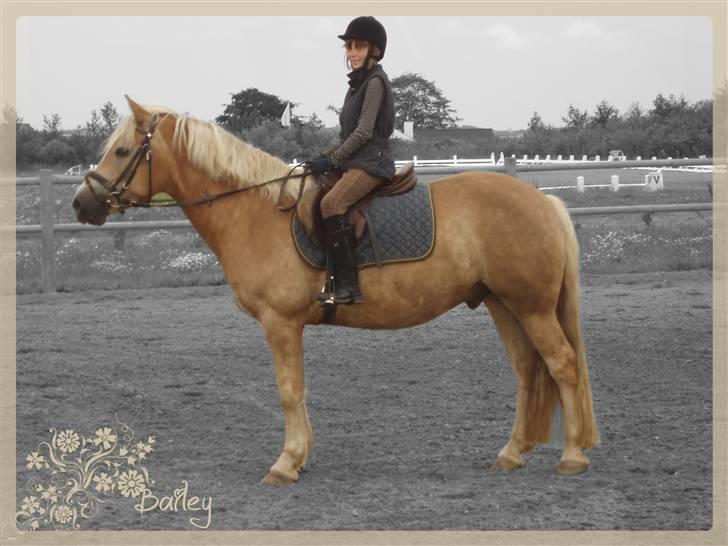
top-left (328, 77), bottom-right (385, 167)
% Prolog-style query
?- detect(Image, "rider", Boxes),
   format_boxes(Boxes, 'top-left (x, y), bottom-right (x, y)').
top-left (307, 16), bottom-right (396, 305)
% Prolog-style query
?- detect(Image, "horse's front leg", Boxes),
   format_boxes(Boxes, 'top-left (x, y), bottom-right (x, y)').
top-left (260, 315), bottom-right (313, 485)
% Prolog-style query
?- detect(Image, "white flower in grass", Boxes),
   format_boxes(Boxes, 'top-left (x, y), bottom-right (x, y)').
top-left (54, 504), bottom-right (74, 524)
top-left (117, 469), bottom-right (146, 497)
top-left (93, 427), bottom-right (117, 450)
top-left (93, 472), bottom-right (114, 493)
top-left (57, 430), bottom-right (80, 453)
top-left (21, 496), bottom-right (41, 514)
top-left (26, 451), bottom-right (46, 469)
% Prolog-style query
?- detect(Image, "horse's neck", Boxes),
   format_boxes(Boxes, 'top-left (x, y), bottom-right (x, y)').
top-left (173, 167), bottom-right (288, 260)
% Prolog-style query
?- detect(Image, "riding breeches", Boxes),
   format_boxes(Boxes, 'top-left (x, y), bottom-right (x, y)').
top-left (320, 168), bottom-right (386, 219)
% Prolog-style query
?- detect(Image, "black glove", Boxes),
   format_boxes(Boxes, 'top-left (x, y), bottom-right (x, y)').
top-left (307, 155), bottom-right (334, 175)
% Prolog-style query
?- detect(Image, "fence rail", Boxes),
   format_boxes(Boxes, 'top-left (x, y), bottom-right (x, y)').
top-left (7, 157), bottom-right (716, 292)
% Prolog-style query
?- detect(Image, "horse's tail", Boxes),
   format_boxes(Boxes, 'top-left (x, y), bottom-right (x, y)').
top-left (546, 195), bottom-right (600, 448)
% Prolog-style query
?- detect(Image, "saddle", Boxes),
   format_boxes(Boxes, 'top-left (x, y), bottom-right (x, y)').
top-left (297, 162), bottom-right (418, 247)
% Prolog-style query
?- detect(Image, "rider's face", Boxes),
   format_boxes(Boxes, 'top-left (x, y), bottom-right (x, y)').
top-left (345, 40), bottom-right (369, 69)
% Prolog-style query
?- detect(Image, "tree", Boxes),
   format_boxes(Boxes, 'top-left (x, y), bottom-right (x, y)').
top-left (650, 93), bottom-right (689, 120)
top-left (42, 113), bottom-right (62, 138)
top-left (561, 104), bottom-right (589, 130)
top-left (624, 102), bottom-right (643, 121)
top-left (390, 72), bottom-right (460, 129)
top-left (99, 101), bottom-right (120, 135)
top-left (85, 110), bottom-right (104, 139)
top-left (527, 111), bottom-right (546, 132)
top-left (80, 110), bottom-right (107, 162)
top-left (216, 88), bottom-right (296, 134)
top-left (590, 100), bottom-right (619, 128)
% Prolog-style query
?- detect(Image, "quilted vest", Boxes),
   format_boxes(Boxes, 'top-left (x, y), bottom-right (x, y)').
top-left (338, 64), bottom-right (396, 180)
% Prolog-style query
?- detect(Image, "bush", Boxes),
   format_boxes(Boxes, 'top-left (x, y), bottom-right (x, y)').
top-left (39, 139), bottom-right (77, 165)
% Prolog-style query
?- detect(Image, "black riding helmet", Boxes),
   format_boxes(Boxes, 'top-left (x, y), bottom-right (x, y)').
top-left (338, 16), bottom-right (387, 60)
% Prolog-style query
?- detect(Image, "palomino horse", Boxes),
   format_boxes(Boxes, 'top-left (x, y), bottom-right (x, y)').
top-left (73, 97), bottom-right (599, 485)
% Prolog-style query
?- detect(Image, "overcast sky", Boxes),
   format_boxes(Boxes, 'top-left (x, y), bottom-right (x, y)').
top-left (16, 16), bottom-right (713, 131)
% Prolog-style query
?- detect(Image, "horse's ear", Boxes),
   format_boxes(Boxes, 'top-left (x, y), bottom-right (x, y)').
top-left (125, 95), bottom-right (149, 125)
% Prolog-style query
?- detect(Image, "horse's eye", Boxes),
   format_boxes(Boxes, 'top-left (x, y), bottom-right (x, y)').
top-left (115, 147), bottom-right (130, 158)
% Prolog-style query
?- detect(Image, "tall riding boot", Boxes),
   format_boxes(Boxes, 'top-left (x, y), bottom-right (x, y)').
top-left (317, 215), bottom-right (362, 305)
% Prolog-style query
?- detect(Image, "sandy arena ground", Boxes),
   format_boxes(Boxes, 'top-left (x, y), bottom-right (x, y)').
top-left (15, 269), bottom-right (712, 530)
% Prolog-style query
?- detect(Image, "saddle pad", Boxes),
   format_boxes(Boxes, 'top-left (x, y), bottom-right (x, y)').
top-left (292, 183), bottom-right (435, 269)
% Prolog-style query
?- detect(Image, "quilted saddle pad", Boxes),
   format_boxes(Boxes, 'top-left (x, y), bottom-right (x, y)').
top-left (292, 183), bottom-right (435, 269)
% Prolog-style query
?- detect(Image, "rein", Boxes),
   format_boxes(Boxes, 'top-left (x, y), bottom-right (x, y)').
top-left (83, 113), bottom-right (313, 214)
top-left (133, 164), bottom-right (310, 213)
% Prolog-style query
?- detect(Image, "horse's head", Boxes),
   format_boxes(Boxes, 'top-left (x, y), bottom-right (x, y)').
top-left (73, 96), bottom-right (177, 225)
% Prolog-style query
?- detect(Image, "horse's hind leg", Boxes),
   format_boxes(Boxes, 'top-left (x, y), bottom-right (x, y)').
top-left (484, 294), bottom-right (542, 470)
top-left (260, 315), bottom-right (313, 485)
top-left (519, 311), bottom-right (590, 475)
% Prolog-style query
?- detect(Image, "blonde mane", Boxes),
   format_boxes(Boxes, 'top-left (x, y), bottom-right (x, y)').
top-left (105, 105), bottom-right (315, 203)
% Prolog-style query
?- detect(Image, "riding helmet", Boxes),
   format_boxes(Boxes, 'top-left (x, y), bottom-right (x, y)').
top-left (338, 16), bottom-right (387, 60)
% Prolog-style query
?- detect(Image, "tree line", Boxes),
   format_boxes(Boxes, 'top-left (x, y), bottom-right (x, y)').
top-left (515, 93), bottom-right (714, 159)
top-left (7, 73), bottom-right (717, 170)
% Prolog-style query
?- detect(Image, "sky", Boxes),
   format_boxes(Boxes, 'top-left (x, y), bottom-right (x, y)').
top-left (15, 16), bottom-right (713, 131)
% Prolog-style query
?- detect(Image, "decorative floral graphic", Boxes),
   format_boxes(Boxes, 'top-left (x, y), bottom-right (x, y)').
top-left (25, 452), bottom-right (47, 470)
top-left (56, 430), bottom-right (81, 453)
top-left (15, 420), bottom-right (156, 530)
top-left (117, 470), bottom-right (147, 498)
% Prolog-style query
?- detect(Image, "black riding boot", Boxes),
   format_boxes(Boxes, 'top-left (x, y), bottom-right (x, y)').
top-left (318, 215), bottom-right (362, 305)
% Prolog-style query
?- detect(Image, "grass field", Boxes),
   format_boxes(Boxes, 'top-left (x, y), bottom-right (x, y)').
top-left (13, 167), bottom-right (714, 293)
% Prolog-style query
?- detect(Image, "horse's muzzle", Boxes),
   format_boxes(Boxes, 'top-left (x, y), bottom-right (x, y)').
top-left (72, 180), bottom-right (109, 225)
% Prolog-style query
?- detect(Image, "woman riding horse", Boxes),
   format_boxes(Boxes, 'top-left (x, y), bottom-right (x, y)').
top-left (307, 16), bottom-right (395, 306)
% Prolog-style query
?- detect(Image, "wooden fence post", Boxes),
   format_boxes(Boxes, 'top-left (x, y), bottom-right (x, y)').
top-left (39, 169), bottom-right (56, 293)
top-left (505, 156), bottom-right (517, 178)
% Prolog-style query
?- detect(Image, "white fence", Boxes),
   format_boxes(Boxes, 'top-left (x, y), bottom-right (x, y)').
top-left (6, 155), bottom-right (716, 292)
top-left (393, 152), bottom-right (713, 171)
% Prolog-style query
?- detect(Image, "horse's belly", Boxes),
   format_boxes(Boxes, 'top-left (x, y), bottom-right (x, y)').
top-left (330, 260), bottom-right (480, 329)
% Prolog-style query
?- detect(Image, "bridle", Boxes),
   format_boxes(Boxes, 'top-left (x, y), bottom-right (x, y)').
top-left (83, 114), bottom-right (162, 214)
top-left (82, 113), bottom-right (311, 215)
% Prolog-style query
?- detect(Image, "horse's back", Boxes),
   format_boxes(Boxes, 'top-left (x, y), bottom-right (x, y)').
top-left (429, 171), bottom-right (547, 207)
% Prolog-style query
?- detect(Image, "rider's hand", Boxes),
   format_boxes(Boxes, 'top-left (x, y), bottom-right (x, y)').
top-left (307, 155), bottom-right (334, 175)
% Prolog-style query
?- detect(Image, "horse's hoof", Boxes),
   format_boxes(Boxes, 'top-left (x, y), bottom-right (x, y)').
top-left (260, 468), bottom-right (298, 485)
top-left (558, 458), bottom-right (589, 476)
top-left (492, 454), bottom-right (523, 471)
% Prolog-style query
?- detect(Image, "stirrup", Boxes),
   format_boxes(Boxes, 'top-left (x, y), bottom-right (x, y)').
top-left (318, 283), bottom-right (335, 306)
top-left (318, 292), bottom-right (335, 306)
top-left (333, 287), bottom-right (362, 304)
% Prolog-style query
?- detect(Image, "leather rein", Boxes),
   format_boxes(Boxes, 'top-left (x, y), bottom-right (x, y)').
top-left (82, 113), bottom-right (311, 214)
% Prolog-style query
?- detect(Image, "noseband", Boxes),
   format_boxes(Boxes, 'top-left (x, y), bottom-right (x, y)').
top-left (82, 114), bottom-right (162, 214)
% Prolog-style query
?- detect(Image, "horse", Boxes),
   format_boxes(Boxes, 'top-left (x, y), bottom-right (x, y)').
top-left (72, 96), bottom-right (599, 485)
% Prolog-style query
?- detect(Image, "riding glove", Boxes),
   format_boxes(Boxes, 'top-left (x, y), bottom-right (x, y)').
top-left (308, 155), bottom-right (334, 175)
